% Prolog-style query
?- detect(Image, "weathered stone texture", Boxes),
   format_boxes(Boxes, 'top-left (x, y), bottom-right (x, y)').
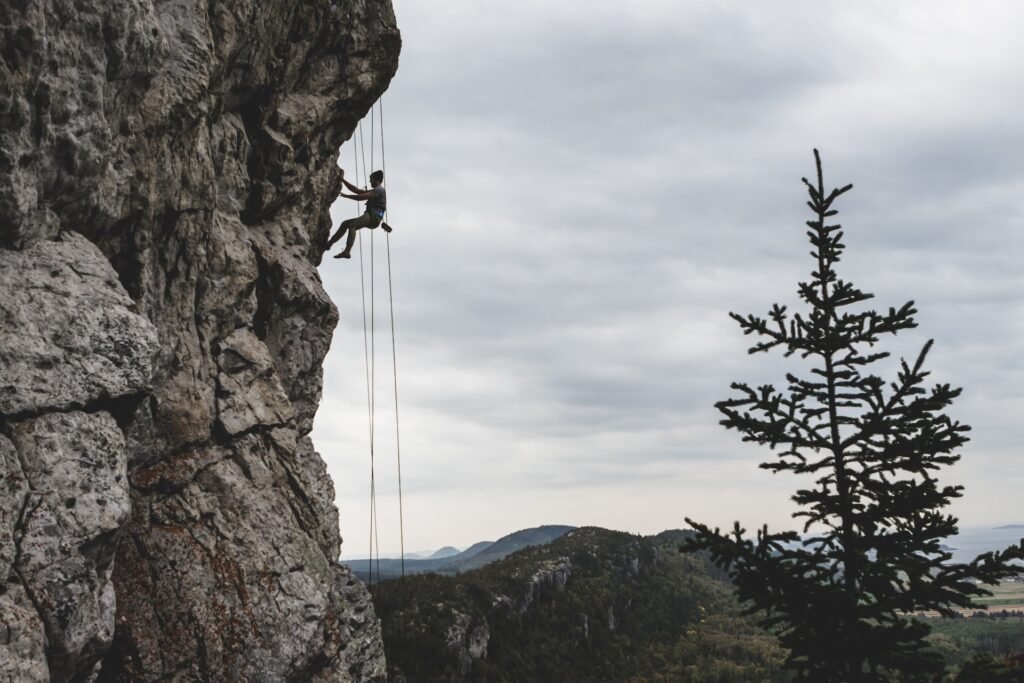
top-left (0, 233), bottom-right (154, 682)
top-left (11, 411), bottom-right (130, 682)
top-left (0, 232), bottom-right (159, 417)
top-left (0, 0), bottom-right (400, 679)
top-left (111, 432), bottom-right (386, 682)
top-left (0, 435), bottom-right (24, 592)
top-left (0, 583), bottom-right (49, 683)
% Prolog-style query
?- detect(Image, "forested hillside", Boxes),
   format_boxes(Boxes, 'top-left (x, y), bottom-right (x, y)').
top-left (371, 526), bottom-right (1024, 681)
top-left (372, 527), bottom-right (787, 682)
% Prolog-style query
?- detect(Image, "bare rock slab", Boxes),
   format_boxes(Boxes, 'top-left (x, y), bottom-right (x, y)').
top-left (0, 232), bottom-right (158, 417)
top-left (10, 411), bottom-right (130, 683)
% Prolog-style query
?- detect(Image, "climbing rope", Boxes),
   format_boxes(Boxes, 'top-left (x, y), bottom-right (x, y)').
top-left (380, 94), bottom-right (407, 583)
top-left (351, 97), bottom-right (405, 587)
top-left (353, 123), bottom-right (380, 586)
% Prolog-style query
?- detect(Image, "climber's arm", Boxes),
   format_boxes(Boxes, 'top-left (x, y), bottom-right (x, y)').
top-left (339, 191), bottom-right (372, 201)
top-left (341, 177), bottom-right (364, 193)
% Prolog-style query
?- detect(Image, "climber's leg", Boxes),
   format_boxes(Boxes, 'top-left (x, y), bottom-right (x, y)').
top-left (335, 213), bottom-right (378, 258)
top-left (328, 215), bottom-right (360, 248)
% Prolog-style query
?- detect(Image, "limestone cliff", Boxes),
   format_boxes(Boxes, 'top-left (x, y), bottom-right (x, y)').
top-left (0, 1), bottom-right (400, 680)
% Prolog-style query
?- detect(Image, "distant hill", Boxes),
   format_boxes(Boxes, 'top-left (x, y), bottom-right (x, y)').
top-left (428, 546), bottom-right (462, 559)
top-left (372, 527), bottom-right (787, 682)
top-left (445, 524), bottom-right (575, 572)
top-left (342, 525), bottom-right (575, 582)
top-left (458, 540), bottom-right (494, 558)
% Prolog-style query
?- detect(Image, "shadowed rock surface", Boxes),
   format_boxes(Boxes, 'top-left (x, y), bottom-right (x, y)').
top-left (0, 1), bottom-right (400, 680)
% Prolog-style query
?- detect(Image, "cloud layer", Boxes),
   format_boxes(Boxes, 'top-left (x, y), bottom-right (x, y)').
top-left (314, 1), bottom-right (1024, 555)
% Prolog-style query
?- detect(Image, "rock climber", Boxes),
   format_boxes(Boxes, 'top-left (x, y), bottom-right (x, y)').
top-left (327, 169), bottom-right (389, 259)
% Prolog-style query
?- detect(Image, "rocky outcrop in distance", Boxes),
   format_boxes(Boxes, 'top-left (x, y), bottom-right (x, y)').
top-left (0, 1), bottom-right (400, 680)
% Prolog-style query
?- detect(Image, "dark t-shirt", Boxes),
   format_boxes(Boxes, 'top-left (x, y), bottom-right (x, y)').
top-left (366, 186), bottom-right (386, 215)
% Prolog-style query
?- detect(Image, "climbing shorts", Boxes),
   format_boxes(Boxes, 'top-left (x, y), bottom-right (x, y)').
top-left (341, 212), bottom-right (383, 232)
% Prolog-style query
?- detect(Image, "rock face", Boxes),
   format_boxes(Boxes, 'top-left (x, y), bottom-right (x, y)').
top-left (0, 1), bottom-right (400, 681)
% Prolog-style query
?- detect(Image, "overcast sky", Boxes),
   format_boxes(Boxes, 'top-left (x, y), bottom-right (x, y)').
top-left (313, 0), bottom-right (1024, 557)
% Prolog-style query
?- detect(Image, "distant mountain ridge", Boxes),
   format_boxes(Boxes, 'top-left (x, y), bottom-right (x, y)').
top-left (343, 525), bottom-right (575, 581)
top-left (459, 540), bottom-right (494, 558)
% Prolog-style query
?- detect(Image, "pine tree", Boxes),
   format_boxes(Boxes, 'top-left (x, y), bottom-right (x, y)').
top-left (685, 150), bottom-right (1023, 682)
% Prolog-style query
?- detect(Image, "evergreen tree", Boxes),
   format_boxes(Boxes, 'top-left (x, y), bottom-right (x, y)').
top-left (685, 150), bottom-right (1023, 682)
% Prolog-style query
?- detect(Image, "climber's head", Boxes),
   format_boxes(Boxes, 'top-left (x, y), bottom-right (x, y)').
top-left (370, 170), bottom-right (384, 186)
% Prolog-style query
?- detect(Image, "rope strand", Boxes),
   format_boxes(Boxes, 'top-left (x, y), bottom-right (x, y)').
top-left (355, 121), bottom-right (379, 586)
top-left (350, 98), bottom-right (404, 589)
top-left (370, 155), bottom-right (379, 584)
top-left (379, 95), bottom-right (406, 583)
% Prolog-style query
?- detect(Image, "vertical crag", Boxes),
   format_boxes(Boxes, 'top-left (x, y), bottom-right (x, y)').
top-left (0, 0), bottom-right (400, 680)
